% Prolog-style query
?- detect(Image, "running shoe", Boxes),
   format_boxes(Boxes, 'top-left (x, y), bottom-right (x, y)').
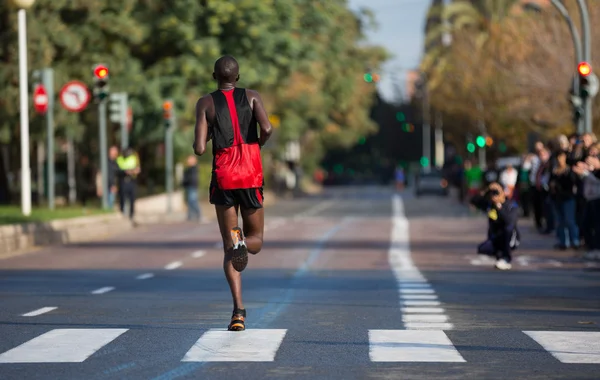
top-left (230, 227), bottom-right (248, 272)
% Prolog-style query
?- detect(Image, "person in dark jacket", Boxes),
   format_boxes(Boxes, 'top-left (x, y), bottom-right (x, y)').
top-left (470, 182), bottom-right (520, 270)
top-left (182, 154), bottom-right (201, 221)
top-left (549, 150), bottom-right (580, 250)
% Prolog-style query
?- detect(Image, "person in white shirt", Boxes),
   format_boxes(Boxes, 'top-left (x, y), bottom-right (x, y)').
top-left (500, 164), bottom-right (518, 199)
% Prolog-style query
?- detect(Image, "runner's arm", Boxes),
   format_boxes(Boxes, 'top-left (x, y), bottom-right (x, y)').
top-left (249, 91), bottom-right (273, 146)
top-left (193, 98), bottom-right (209, 156)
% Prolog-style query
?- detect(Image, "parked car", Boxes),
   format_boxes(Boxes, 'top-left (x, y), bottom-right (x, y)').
top-left (415, 168), bottom-right (449, 197)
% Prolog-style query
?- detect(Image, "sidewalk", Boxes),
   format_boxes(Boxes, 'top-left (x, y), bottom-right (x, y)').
top-left (0, 189), bottom-right (277, 259)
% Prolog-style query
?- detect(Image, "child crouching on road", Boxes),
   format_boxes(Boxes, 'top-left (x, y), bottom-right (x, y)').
top-left (470, 182), bottom-right (520, 270)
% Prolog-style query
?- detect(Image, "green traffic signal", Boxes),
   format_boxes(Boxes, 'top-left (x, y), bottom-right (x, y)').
top-left (467, 142), bottom-right (475, 153)
top-left (499, 142), bottom-right (507, 153)
top-left (476, 136), bottom-right (486, 148)
top-left (420, 157), bottom-right (429, 167)
top-left (363, 73), bottom-right (373, 83)
top-left (396, 112), bottom-right (405, 122)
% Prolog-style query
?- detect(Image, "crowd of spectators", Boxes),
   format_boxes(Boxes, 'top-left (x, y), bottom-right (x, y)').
top-left (455, 132), bottom-right (600, 260)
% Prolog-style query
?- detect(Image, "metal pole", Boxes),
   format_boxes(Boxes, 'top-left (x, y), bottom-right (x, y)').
top-left (422, 75), bottom-right (431, 172)
top-left (165, 125), bottom-right (173, 214)
top-left (120, 94), bottom-right (129, 150)
top-left (98, 101), bottom-right (109, 209)
top-left (18, 9), bottom-right (31, 216)
top-left (67, 134), bottom-right (76, 204)
top-left (477, 100), bottom-right (486, 169)
top-left (434, 112), bottom-right (444, 168)
top-left (42, 68), bottom-right (55, 210)
top-left (575, 0), bottom-right (593, 133)
top-left (547, 0), bottom-right (584, 133)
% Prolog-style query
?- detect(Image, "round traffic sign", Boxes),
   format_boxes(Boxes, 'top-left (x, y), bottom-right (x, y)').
top-left (59, 81), bottom-right (90, 112)
top-left (33, 84), bottom-right (48, 114)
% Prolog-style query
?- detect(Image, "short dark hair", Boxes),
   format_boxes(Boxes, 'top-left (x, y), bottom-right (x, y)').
top-left (214, 55), bottom-right (239, 82)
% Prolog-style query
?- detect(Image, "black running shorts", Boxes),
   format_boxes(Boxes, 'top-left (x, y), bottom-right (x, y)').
top-left (209, 184), bottom-right (264, 209)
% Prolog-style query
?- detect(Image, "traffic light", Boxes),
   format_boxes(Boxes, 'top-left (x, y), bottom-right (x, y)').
top-left (163, 100), bottom-right (174, 127)
top-left (109, 93), bottom-right (127, 123)
top-left (476, 135), bottom-right (486, 148)
top-left (363, 72), bottom-right (380, 83)
top-left (498, 142), bottom-right (507, 153)
top-left (401, 123), bottom-right (414, 132)
top-left (578, 61), bottom-right (592, 98)
top-left (396, 112), bottom-right (406, 122)
top-left (467, 142), bottom-right (476, 153)
top-left (485, 136), bottom-right (493, 147)
top-left (420, 156), bottom-right (429, 167)
top-left (93, 64), bottom-right (109, 101)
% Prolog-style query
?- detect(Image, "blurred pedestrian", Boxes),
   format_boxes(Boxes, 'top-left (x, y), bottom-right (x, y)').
top-left (549, 151), bottom-right (579, 250)
top-left (193, 55), bottom-right (273, 331)
top-left (107, 146), bottom-right (119, 210)
top-left (116, 146), bottom-right (140, 220)
top-left (182, 155), bottom-right (201, 221)
top-left (500, 163), bottom-right (517, 199)
top-left (395, 165), bottom-right (405, 192)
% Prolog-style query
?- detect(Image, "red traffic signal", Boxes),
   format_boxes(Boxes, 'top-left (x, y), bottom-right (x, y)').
top-left (578, 62), bottom-right (592, 77)
top-left (163, 100), bottom-right (173, 120)
top-left (94, 64), bottom-right (109, 79)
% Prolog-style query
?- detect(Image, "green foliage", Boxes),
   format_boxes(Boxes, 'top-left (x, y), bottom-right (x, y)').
top-left (0, 0), bottom-right (387, 193)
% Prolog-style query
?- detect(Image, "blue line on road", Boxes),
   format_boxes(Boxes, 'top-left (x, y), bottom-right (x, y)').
top-left (150, 218), bottom-right (350, 380)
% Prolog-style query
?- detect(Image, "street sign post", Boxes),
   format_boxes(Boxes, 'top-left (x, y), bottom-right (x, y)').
top-left (109, 92), bottom-right (129, 150)
top-left (33, 84), bottom-right (48, 114)
top-left (59, 81), bottom-right (90, 112)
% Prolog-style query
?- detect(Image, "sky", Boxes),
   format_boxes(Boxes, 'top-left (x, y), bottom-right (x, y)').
top-left (347, 0), bottom-right (430, 103)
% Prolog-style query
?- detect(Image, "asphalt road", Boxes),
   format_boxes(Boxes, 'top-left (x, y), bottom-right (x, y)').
top-left (0, 186), bottom-right (599, 379)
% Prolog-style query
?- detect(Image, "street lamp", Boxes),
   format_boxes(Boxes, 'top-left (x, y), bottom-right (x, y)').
top-left (11, 0), bottom-right (36, 216)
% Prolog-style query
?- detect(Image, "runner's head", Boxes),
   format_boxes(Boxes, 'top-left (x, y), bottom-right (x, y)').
top-left (213, 55), bottom-right (239, 84)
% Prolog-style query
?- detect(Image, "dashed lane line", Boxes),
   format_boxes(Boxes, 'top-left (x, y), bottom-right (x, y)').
top-left (136, 273), bottom-right (154, 280)
top-left (91, 287), bottom-right (115, 295)
top-left (164, 261), bottom-right (183, 270)
top-left (21, 307), bottom-right (57, 317)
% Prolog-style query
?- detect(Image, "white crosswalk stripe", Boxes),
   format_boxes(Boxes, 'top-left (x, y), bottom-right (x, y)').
top-left (182, 329), bottom-right (287, 362)
top-left (524, 331), bottom-right (600, 364)
top-left (0, 329), bottom-right (127, 363)
top-left (0, 328), bottom-right (599, 364)
top-left (369, 330), bottom-right (465, 362)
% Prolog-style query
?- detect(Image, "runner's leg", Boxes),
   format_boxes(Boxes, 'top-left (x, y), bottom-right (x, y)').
top-left (215, 205), bottom-right (244, 310)
top-left (240, 207), bottom-right (264, 254)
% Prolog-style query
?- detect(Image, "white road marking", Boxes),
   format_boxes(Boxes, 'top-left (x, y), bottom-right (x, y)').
top-left (403, 314), bottom-right (449, 323)
top-left (402, 300), bottom-right (442, 307)
top-left (369, 330), bottom-right (465, 362)
top-left (21, 307), bottom-right (57, 317)
top-left (389, 194), bottom-right (453, 330)
top-left (401, 307), bottom-right (445, 314)
top-left (91, 287), bottom-right (115, 295)
top-left (404, 322), bottom-right (455, 330)
top-left (399, 294), bottom-right (438, 300)
top-left (136, 273), bottom-right (154, 280)
top-left (400, 288), bottom-right (435, 294)
top-left (524, 331), bottom-right (600, 363)
top-left (164, 261), bottom-right (182, 270)
top-left (191, 250), bottom-right (206, 258)
top-left (0, 328), bottom-right (128, 363)
top-left (398, 282), bottom-right (430, 287)
top-left (181, 329), bottom-right (287, 362)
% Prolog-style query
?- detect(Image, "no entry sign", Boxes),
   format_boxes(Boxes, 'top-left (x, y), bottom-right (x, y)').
top-left (33, 84), bottom-right (48, 114)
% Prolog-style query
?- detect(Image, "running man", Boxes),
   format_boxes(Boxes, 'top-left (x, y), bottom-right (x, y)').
top-left (193, 55), bottom-right (273, 331)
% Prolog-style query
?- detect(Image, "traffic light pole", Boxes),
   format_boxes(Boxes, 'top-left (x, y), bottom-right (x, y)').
top-left (421, 74), bottom-right (431, 172)
top-left (165, 123), bottom-right (174, 214)
top-left (575, 0), bottom-right (593, 133)
top-left (41, 68), bottom-right (55, 210)
top-left (477, 101), bottom-right (486, 170)
top-left (547, 0), bottom-right (584, 134)
top-left (98, 100), bottom-right (109, 210)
